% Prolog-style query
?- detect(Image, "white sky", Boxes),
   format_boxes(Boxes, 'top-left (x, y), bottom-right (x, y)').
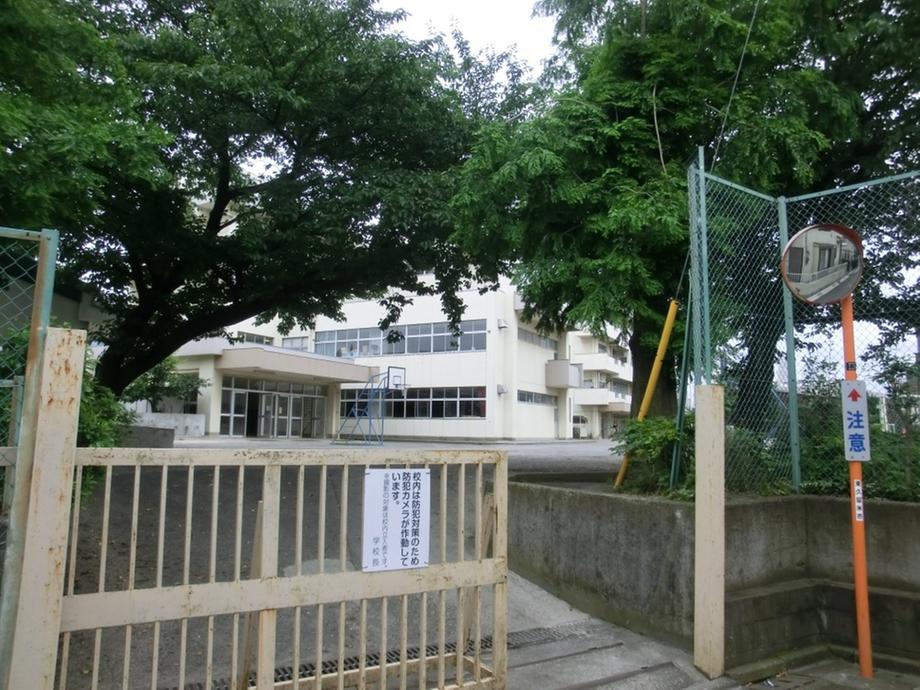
top-left (375, 0), bottom-right (557, 77)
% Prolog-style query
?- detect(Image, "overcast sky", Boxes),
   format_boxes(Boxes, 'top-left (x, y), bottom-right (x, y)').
top-left (376, 0), bottom-right (557, 77)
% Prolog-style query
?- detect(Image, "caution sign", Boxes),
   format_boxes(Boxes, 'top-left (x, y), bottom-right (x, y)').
top-left (840, 380), bottom-right (871, 462)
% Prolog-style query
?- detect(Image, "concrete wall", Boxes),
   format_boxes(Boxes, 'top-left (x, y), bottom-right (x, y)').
top-left (508, 482), bottom-right (696, 644)
top-left (117, 425), bottom-right (175, 448)
top-left (508, 481), bottom-right (920, 670)
top-left (134, 412), bottom-right (206, 437)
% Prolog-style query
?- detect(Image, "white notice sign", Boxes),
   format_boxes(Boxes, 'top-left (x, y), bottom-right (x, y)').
top-left (362, 468), bottom-right (430, 572)
top-left (840, 380), bottom-right (871, 462)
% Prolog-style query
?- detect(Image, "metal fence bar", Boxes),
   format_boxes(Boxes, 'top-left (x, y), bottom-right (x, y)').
top-left (696, 148), bottom-right (714, 381)
top-left (688, 165), bottom-right (706, 382)
top-left (702, 172), bottom-right (776, 202)
top-left (122, 465), bottom-right (141, 689)
top-left (57, 463), bottom-right (82, 690)
top-left (257, 465), bottom-right (280, 690)
top-left (150, 465), bottom-right (167, 690)
top-left (91, 465), bottom-right (112, 690)
top-left (178, 465), bottom-right (195, 688)
top-left (786, 169), bottom-right (920, 202)
top-left (777, 196), bottom-right (802, 492)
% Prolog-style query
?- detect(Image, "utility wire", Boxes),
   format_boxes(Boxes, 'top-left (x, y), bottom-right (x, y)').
top-left (711, 0), bottom-right (761, 171)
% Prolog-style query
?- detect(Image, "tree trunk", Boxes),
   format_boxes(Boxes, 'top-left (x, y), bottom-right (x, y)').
top-left (628, 321), bottom-right (678, 418)
top-left (728, 320), bottom-right (785, 434)
top-left (94, 336), bottom-right (187, 397)
top-left (93, 300), bottom-right (273, 396)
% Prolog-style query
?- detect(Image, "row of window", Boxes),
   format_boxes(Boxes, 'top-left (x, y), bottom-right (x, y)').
top-left (222, 376), bottom-right (327, 397)
top-left (341, 386), bottom-right (487, 419)
top-left (517, 390), bottom-right (557, 406)
top-left (517, 329), bottom-right (558, 351)
top-left (316, 320), bottom-right (488, 358)
top-left (237, 331), bottom-right (274, 346)
top-left (281, 336), bottom-right (310, 352)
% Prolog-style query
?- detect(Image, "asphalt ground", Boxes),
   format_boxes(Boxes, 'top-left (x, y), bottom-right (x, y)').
top-left (176, 436), bottom-right (623, 475)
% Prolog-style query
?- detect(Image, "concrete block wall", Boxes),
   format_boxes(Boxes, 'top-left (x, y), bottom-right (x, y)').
top-left (508, 481), bottom-right (920, 670)
top-left (117, 425), bottom-right (175, 448)
top-left (508, 482), bottom-right (695, 644)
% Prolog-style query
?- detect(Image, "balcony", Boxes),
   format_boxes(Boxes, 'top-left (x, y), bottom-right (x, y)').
top-left (571, 352), bottom-right (631, 380)
top-left (572, 387), bottom-right (631, 414)
top-left (545, 359), bottom-right (583, 389)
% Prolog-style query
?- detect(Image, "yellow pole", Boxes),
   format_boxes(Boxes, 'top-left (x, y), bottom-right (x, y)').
top-left (614, 298), bottom-right (680, 487)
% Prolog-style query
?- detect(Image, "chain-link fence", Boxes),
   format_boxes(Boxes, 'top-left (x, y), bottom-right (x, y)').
top-left (0, 227), bottom-right (58, 612)
top-left (690, 163), bottom-right (920, 501)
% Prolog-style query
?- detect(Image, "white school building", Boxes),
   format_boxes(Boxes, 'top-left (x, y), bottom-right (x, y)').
top-left (165, 279), bottom-right (634, 440)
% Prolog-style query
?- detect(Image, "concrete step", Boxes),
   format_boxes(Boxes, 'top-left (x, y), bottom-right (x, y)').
top-left (505, 620), bottom-right (736, 690)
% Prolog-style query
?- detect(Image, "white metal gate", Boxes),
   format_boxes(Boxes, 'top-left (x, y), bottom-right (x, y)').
top-left (5, 330), bottom-right (508, 690)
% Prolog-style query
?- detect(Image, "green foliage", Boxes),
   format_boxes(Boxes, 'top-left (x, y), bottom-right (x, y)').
top-left (0, 0), bottom-right (166, 229)
top-left (454, 0), bottom-right (920, 417)
top-left (796, 356), bottom-right (919, 501)
top-left (121, 356), bottom-right (207, 412)
top-left (614, 416), bottom-right (694, 496)
top-left (79, 363), bottom-right (135, 447)
top-left (2, 0), bottom-right (531, 395)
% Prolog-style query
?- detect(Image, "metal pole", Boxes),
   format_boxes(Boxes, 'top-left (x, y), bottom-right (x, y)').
top-left (840, 295), bottom-right (873, 678)
top-left (777, 198), bottom-right (802, 492)
top-left (688, 165), bottom-right (705, 382)
top-left (670, 291), bottom-right (692, 490)
top-left (0, 229), bottom-right (59, 684)
top-left (697, 146), bottom-right (713, 381)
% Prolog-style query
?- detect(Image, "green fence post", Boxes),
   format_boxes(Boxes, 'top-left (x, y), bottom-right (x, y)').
top-left (777, 198), bottom-right (802, 492)
top-left (688, 165), bottom-right (704, 382)
top-left (697, 147), bottom-right (713, 382)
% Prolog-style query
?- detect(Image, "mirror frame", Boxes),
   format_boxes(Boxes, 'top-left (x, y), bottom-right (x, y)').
top-left (780, 223), bottom-right (864, 306)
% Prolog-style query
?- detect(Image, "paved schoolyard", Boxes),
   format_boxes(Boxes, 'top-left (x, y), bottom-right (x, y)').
top-left (176, 435), bottom-right (623, 475)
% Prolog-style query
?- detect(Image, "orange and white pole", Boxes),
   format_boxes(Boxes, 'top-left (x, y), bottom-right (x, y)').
top-left (840, 295), bottom-right (873, 678)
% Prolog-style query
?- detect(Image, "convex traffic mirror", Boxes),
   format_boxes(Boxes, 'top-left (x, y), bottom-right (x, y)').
top-left (780, 223), bottom-right (864, 305)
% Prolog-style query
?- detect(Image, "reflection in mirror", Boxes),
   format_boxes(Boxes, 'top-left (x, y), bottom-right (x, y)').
top-left (781, 224), bottom-right (863, 305)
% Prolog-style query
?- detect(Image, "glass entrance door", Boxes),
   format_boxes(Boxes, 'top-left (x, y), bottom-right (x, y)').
top-left (259, 393), bottom-right (275, 437)
top-left (276, 394), bottom-right (289, 437)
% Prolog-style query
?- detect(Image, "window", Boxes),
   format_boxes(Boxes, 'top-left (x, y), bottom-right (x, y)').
top-left (517, 390), bottom-right (557, 406)
top-left (237, 331), bottom-right (274, 346)
top-left (219, 377), bottom-right (327, 436)
top-left (817, 245), bottom-right (836, 271)
top-left (281, 336), bottom-right (310, 351)
top-left (340, 386), bottom-right (486, 419)
top-left (316, 320), bottom-right (487, 358)
top-left (176, 373), bottom-right (200, 414)
top-left (517, 329), bottom-right (558, 351)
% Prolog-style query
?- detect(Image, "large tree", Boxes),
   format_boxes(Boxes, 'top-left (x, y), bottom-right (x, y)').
top-left (1, 0), bottom-right (527, 394)
top-left (452, 0), bottom-right (920, 417)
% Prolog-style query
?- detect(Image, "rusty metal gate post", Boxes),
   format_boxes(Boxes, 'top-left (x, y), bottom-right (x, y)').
top-left (0, 228), bottom-right (60, 684)
top-left (4, 328), bottom-right (86, 689)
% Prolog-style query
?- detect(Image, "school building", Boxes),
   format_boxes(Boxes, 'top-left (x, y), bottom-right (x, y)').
top-left (167, 278), bottom-right (634, 441)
